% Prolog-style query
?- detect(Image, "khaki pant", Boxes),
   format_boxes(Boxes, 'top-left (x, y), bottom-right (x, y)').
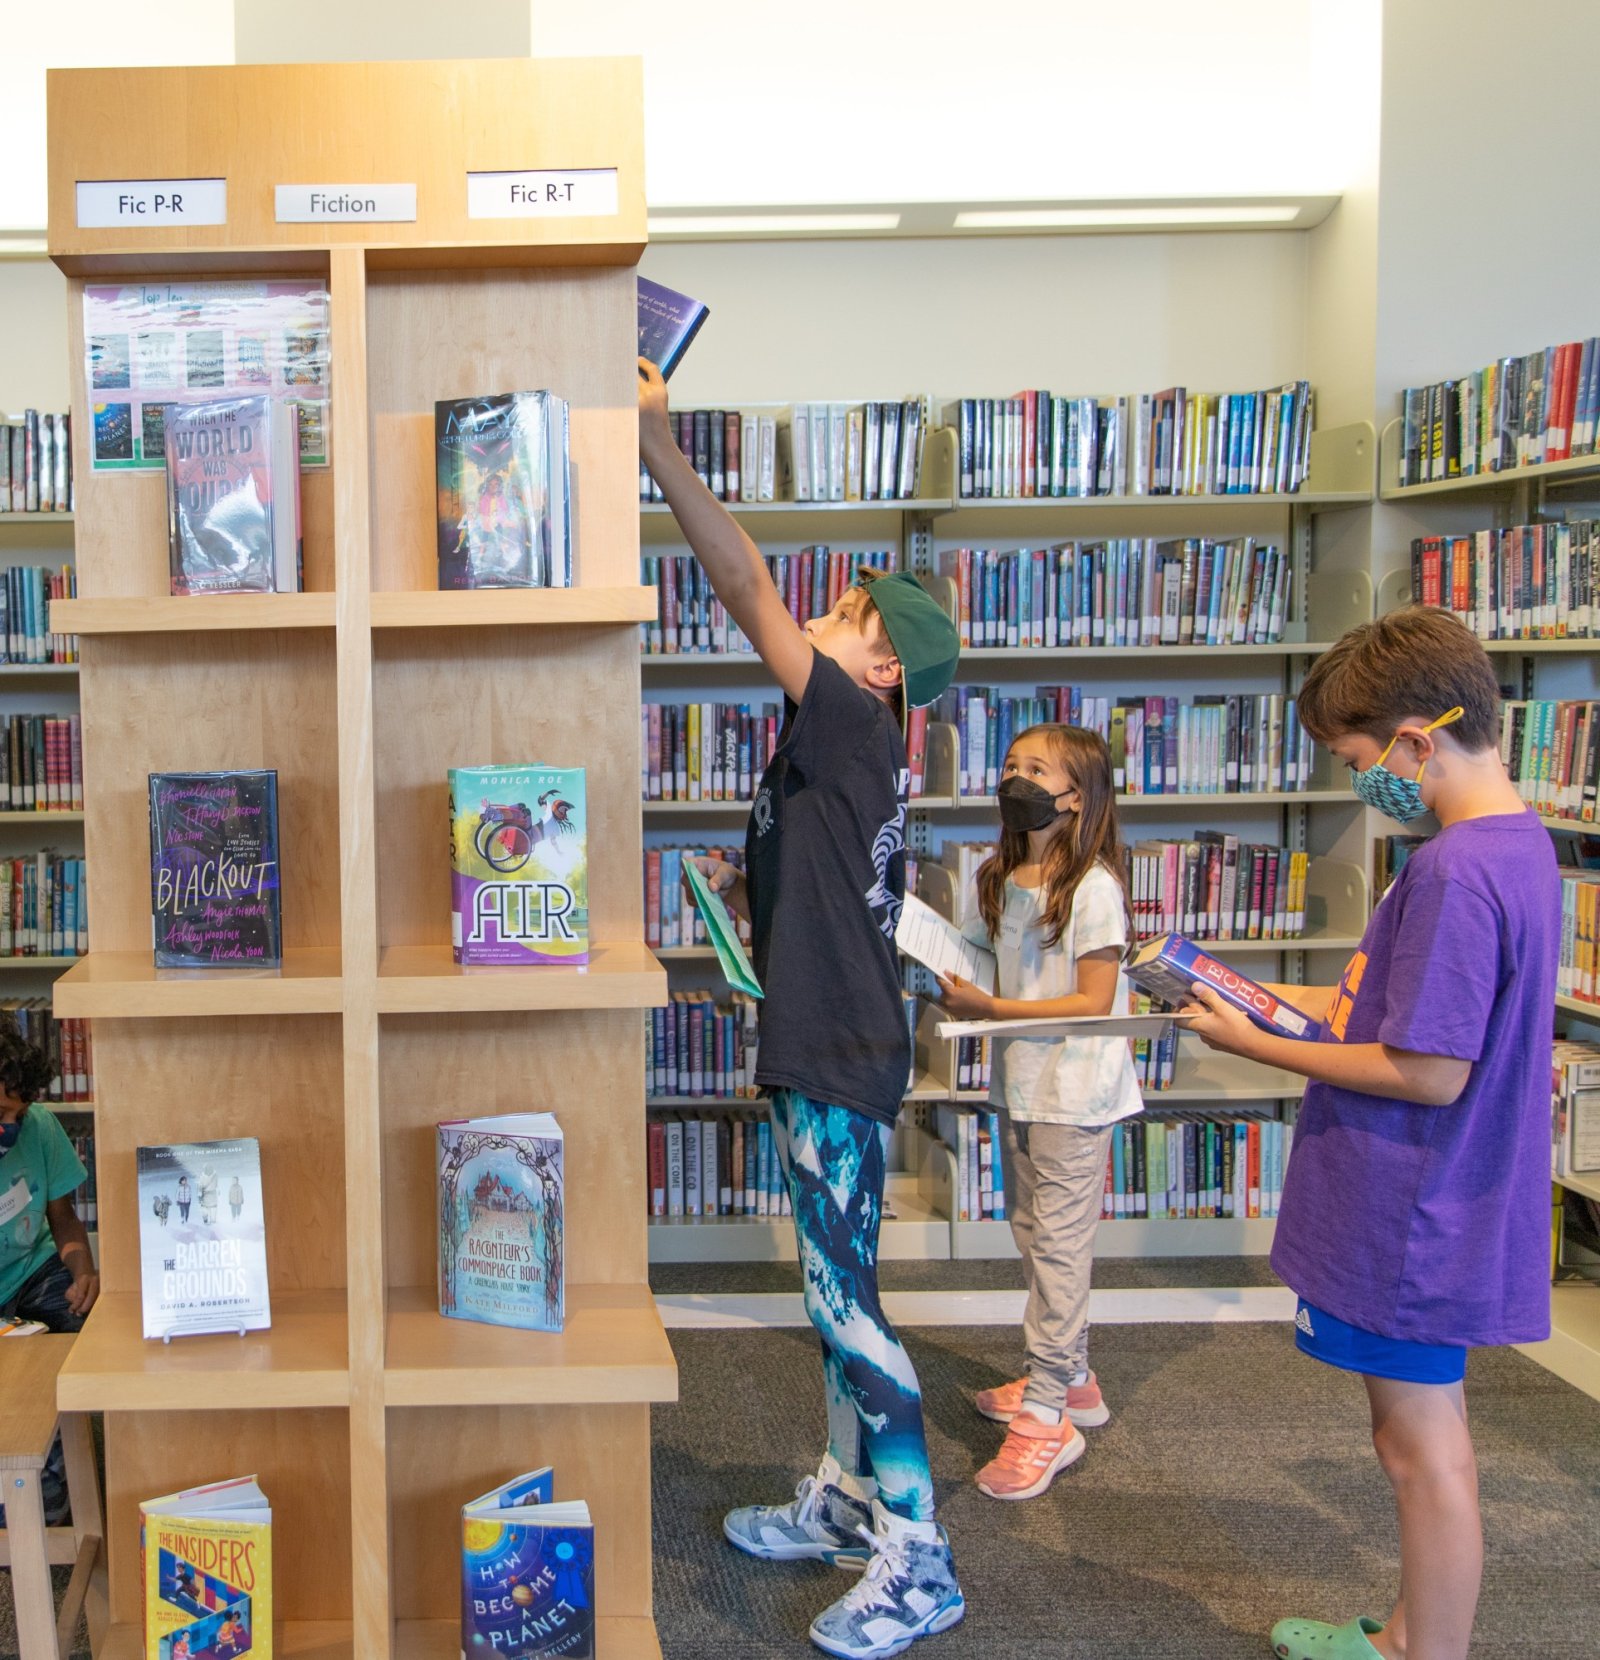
top-left (999, 1113), bottom-right (1111, 1415)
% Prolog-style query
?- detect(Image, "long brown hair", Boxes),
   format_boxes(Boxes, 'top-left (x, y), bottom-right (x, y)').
top-left (976, 723), bottom-right (1131, 950)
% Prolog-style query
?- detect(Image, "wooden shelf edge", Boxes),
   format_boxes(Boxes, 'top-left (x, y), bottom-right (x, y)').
top-left (376, 943), bottom-right (666, 1013)
top-left (52, 594), bottom-right (337, 634)
top-left (371, 587), bottom-right (657, 628)
top-left (52, 951), bottom-right (344, 1018)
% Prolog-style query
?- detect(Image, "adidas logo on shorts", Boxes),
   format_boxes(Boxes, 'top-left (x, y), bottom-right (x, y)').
top-left (1295, 1305), bottom-right (1315, 1337)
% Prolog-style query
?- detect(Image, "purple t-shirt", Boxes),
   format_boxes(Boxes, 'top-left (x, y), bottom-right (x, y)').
top-left (1271, 809), bottom-right (1558, 1347)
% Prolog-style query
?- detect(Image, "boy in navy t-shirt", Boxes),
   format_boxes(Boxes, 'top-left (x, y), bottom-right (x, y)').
top-left (641, 361), bottom-right (965, 1659)
top-left (1183, 607), bottom-right (1558, 1660)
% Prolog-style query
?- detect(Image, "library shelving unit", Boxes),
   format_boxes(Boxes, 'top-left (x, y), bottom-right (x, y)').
top-left (1378, 418), bottom-right (1600, 1401)
top-left (46, 57), bottom-right (671, 1660)
top-left (642, 417), bottom-right (1377, 1262)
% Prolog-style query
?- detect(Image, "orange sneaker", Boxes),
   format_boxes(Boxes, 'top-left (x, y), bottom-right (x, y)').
top-left (975, 1412), bottom-right (1086, 1501)
top-left (974, 1372), bottom-right (1111, 1429)
top-left (973, 1377), bottom-right (1027, 1423)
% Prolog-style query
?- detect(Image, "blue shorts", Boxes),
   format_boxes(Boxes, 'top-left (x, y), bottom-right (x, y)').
top-left (1294, 1298), bottom-right (1466, 1385)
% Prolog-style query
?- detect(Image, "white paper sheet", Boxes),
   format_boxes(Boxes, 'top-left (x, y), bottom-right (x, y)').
top-left (895, 892), bottom-right (996, 994)
top-left (935, 1013), bottom-right (1195, 1041)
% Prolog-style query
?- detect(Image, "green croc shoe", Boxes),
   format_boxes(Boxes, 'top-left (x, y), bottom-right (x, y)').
top-left (1270, 1615), bottom-right (1386, 1660)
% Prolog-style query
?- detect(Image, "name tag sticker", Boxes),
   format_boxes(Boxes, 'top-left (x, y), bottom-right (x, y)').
top-left (76, 178), bottom-right (227, 229)
top-left (466, 168), bottom-right (619, 220)
top-left (0, 1176), bottom-right (31, 1227)
top-left (275, 184), bottom-right (417, 223)
top-left (1000, 915), bottom-right (1026, 951)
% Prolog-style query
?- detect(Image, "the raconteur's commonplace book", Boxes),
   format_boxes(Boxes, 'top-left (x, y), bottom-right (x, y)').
top-left (438, 1113), bottom-right (564, 1333)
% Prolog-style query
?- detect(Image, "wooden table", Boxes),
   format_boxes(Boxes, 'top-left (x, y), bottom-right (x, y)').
top-left (0, 1335), bottom-right (107, 1660)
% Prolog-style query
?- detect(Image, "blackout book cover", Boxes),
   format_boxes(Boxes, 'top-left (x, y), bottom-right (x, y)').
top-left (136, 1139), bottom-right (271, 1341)
top-left (141, 1476), bottom-right (272, 1660)
top-left (448, 766), bottom-right (588, 966)
top-left (637, 276), bottom-right (709, 380)
top-left (438, 1113), bottom-right (565, 1332)
top-left (462, 1468), bottom-right (593, 1660)
top-left (436, 392), bottom-right (571, 589)
top-left (149, 772), bottom-right (281, 969)
top-left (165, 396), bottom-right (301, 595)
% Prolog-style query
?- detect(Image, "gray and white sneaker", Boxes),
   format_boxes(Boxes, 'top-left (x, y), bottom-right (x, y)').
top-left (809, 1500), bottom-right (964, 1659)
top-left (723, 1453), bottom-right (876, 1570)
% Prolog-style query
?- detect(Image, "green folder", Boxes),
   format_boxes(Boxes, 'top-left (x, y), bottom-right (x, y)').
top-left (682, 857), bottom-right (763, 999)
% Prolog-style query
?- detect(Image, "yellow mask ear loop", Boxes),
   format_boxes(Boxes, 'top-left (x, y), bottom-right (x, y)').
top-left (1376, 706), bottom-right (1465, 777)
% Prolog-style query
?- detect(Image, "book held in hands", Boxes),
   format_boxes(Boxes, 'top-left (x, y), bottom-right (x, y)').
top-left (165, 397), bottom-right (301, 596)
top-left (149, 771), bottom-right (281, 969)
top-left (438, 1113), bottom-right (565, 1333)
top-left (141, 1475), bottom-right (271, 1660)
top-left (436, 392), bottom-right (571, 589)
top-left (449, 766), bottom-right (588, 966)
top-left (637, 275), bottom-right (709, 380)
top-left (137, 1138), bottom-right (271, 1341)
top-left (1126, 933), bottom-right (1320, 1040)
top-left (462, 1467), bottom-right (593, 1660)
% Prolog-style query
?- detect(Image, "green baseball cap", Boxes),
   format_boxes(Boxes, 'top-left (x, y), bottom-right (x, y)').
top-left (862, 570), bottom-right (961, 710)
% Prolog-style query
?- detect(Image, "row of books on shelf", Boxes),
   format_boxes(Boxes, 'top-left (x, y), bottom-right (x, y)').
top-left (639, 547), bottom-right (899, 655)
top-left (62, 1125), bottom-right (96, 1225)
top-left (648, 990), bottom-right (762, 1099)
top-left (936, 686), bottom-right (1316, 798)
top-left (1, 564), bottom-right (78, 663)
top-left (944, 382), bottom-right (1314, 499)
top-left (645, 848), bottom-right (753, 950)
top-left (647, 1111), bottom-right (792, 1218)
top-left (1132, 839), bottom-right (1310, 941)
top-left (1399, 333), bottom-right (1600, 486)
top-left (0, 854), bottom-right (87, 957)
top-left (2, 714), bottom-right (84, 811)
top-left (1412, 518), bottom-right (1600, 641)
top-left (939, 537), bottom-right (1294, 650)
top-left (1501, 700), bottom-right (1600, 821)
top-left (8, 1001), bottom-right (94, 1100)
top-left (1558, 873), bottom-right (1600, 1007)
top-left (1552, 1042), bottom-right (1600, 1184)
top-left (1, 411), bottom-right (72, 513)
top-left (642, 701), bottom-right (779, 803)
top-left (639, 400), bottom-right (929, 504)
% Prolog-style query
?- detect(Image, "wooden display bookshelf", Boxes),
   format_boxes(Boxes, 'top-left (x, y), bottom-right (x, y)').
top-left (46, 56), bottom-right (670, 1660)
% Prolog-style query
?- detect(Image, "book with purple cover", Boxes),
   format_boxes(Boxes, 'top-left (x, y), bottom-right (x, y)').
top-left (637, 277), bottom-right (709, 380)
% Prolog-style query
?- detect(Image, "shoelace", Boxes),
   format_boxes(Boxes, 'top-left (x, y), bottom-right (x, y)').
top-left (786, 1475), bottom-right (822, 1529)
top-left (993, 1425), bottom-right (1055, 1474)
top-left (836, 1526), bottom-right (912, 1614)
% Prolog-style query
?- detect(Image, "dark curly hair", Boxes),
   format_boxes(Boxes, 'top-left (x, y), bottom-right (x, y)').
top-left (0, 1015), bottom-right (55, 1107)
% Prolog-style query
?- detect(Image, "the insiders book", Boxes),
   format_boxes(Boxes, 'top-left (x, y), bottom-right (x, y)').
top-left (637, 276), bottom-right (709, 380)
top-left (165, 396), bottom-right (301, 596)
top-left (137, 1138), bottom-right (271, 1341)
top-left (149, 771), bottom-right (281, 970)
top-left (436, 391), bottom-right (571, 589)
top-left (449, 766), bottom-right (588, 966)
top-left (141, 1475), bottom-right (272, 1660)
top-left (1126, 933), bottom-right (1320, 1039)
top-left (438, 1113), bottom-right (564, 1334)
top-left (462, 1467), bottom-right (593, 1660)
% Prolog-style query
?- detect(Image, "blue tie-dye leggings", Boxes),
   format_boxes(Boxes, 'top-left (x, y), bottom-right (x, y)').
top-left (770, 1087), bottom-right (936, 1522)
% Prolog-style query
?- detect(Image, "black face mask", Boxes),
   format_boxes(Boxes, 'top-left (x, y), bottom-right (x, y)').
top-left (997, 776), bottom-right (1067, 834)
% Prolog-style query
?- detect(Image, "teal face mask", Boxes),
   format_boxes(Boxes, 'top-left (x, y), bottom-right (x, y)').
top-left (1348, 706), bottom-right (1463, 824)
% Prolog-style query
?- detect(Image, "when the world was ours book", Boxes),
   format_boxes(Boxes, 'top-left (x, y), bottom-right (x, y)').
top-left (449, 766), bottom-right (587, 966)
top-left (462, 1467), bottom-right (593, 1660)
top-left (137, 1138), bottom-right (271, 1341)
top-left (149, 771), bottom-right (281, 969)
top-left (438, 1114), bottom-right (564, 1333)
top-left (436, 391), bottom-right (571, 590)
top-left (141, 1475), bottom-right (272, 1660)
top-left (637, 276), bottom-right (709, 381)
top-left (165, 396), bottom-right (301, 596)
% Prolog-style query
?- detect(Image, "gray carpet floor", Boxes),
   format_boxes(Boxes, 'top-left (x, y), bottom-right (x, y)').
top-left (652, 1321), bottom-right (1600, 1659)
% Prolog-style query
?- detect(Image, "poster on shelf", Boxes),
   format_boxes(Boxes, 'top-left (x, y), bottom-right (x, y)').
top-left (82, 279), bottom-right (331, 472)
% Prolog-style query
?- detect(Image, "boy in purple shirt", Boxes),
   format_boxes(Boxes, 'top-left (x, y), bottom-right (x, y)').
top-left (1182, 607), bottom-right (1558, 1660)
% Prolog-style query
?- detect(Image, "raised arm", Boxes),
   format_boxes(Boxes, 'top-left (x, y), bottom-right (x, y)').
top-left (639, 360), bottom-right (814, 703)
